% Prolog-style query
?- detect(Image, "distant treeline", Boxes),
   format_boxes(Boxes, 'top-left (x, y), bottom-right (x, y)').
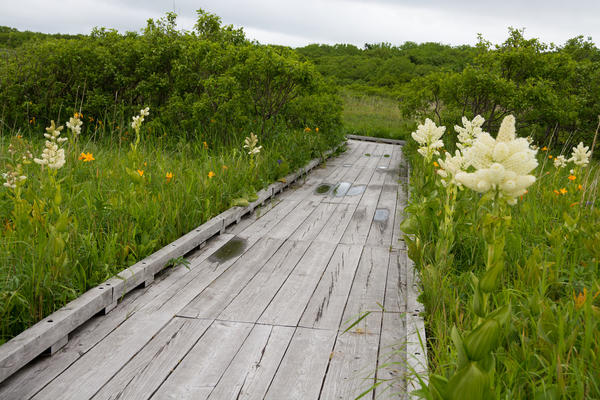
top-left (296, 41), bottom-right (477, 94)
top-left (0, 12), bottom-right (342, 142)
top-left (296, 30), bottom-right (600, 146)
top-left (0, 26), bottom-right (84, 48)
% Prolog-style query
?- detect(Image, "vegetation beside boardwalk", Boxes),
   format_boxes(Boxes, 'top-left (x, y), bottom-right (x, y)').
top-left (402, 115), bottom-right (599, 398)
top-left (0, 10), bottom-right (345, 343)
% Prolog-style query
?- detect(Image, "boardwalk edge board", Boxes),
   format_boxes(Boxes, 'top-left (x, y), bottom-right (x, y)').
top-left (403, 150), bottom-right (429, 398)
top-left (345, 134), bottom-right (406, 145)
top-left (0, 142), bottom-right (344, 384)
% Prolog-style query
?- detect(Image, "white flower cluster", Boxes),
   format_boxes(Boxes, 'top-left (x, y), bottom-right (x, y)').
top-left (437, 150), bottom-right (466, 187)
top-left (2, 169), bottom-right (26, 189)
top-left (456, 115), bottom-right (538, 205)
top-left (131, 107), bottom-right (150, 133)
top-left (455, 115), bottom-right (485, 150)
top-left (66, 115), bottom-right (83, 135)
top-left (569, 142), bottom-right (591, 167)
top-left (553, 155), bottom-right (567, 168)
top-left (412, 118), bottom-right (445, 161)
top-left (34, 121), bottom-right (66, 169)
top-left (243, 132), bottom-right (262, 155)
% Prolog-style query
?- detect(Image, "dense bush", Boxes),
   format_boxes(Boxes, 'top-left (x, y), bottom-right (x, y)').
top-left (399, 29), bottom-right (600, 146)
top-left (0, 10), bottom-right (342, 141)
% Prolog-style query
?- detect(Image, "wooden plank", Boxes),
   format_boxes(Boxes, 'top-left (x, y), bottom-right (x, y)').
top-left (266, 200), bottom-right (319, 240)
top-left (383, 250), bottom-right (406, 313)
top-left (375, 312), bottom-right (408, 399)
top-left (207, 325), bottom-right (295, 400)
top-left (225, 199), bottom-right (281, 235)
top-left (91, 318), bottom-right (212, 400)
top-left (151, 321), bottom-right (254, 400)
top-left (288, 202), bottom-right (338, 241)
top-left (314, 203), bottom-right (358, 244)
top-left (30, 236), bottom-right (259, 400)
top-left (237, 200), bottom-right (301, 239)
top-left (0, 235), bottom-right (234, 400)
top-left (320, 331), bottom-right (380, 400)
top-left (0, 284), bottom-right (113, 384)
top-left (366, 176), bottom-right (398, 248)
top-left (263, 327), bottom-right (337, 400)
top-left (405, 255), bottom-right (428, 395)
top-left (258, 241), bottom-right (337, 327)
top-left (176, 237), bottom-right (285, 319)
top-left (218, 240), bottom-right (311, 324)
top-left (299, 244), bottom-right (363, 330)
top-left (345, 134), bottom-right (406, 145)
top-left (340, 246), bottom-right (389, 335)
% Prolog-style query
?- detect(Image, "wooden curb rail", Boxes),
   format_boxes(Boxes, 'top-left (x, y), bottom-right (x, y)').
top-left (0, 144), bottom-right (343, 384)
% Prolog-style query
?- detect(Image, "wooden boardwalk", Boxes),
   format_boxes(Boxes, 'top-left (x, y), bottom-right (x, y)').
top-left (0, 139), bottom-right (420, 400)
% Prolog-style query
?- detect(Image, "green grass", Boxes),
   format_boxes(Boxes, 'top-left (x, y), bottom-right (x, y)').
top-left (0, 124), bottom-right (344, 343)
top-left (341, 89), bottom-right (414, 140)
top-left (403, 138), bottom-right (600, 398)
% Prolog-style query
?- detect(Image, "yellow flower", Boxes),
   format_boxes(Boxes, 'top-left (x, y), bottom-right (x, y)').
top-left (29, 117), bottom-right (36, 124)
top-left (433, 161), bottom-right (440, 168)
top-left (553, 189), bottom-right (560, 195)
top-left (548, 155), bottom-right (553, 159)
top-left (137, 169), bottom-right (144, 177)
top-left (208, 171), bottom-right (215, 179)
top-left (210, 119), bottom-right (216, 123)
top-left (222, 165), bottom-right (228, 170)
top-left (541, 146), bottom-right (548, 151)
top-left (574, 288), bottom-right (587, 310)
top-left (578, 184), bottom-right (583, 190)
top-left (568, 175), bottom-right (576, 181)
top-left (79, 152), bottom-right (95, 162)
top-left (89, 116), bottom-right (94, 122)
top-left (304, 127), bottom-right (312, 133)
top-left (316, 127), bottom-right (319, 133)
top-left (166, 172), bottom-right (174, 182)
top-left (559, 188), bottom-right (567, 195)
top-left (570, 202), bottom-right (579, 207)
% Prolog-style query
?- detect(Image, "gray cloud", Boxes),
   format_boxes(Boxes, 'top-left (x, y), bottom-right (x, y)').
top-left (1, 0), bottom-right (599, 47)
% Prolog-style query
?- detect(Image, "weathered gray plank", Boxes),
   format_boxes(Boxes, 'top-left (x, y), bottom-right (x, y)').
top-left (405, 255), bottom-right (428, 395)
top-left (92, 318), bottom-right (212, 400)
top-left (376, 312), bottom-right (408, 399)
top-left (207, 325), bottom-right (295, 400)
top-left (345, 134), bottom-right (406, 145)
top-left (258, 241), bottom-right (337, 327)
top-left (152, 321), bottom-right (254, 400)
top-left (176, 237), bottom-right (285, 320)
top-left (237, 199), bottom-right (301, 239)
top-left (225, 199), bottom-right (281, 235)
top-left (218, 240), bottom-right (311, 323)
top-left (31, 235), bottom-right (258, 400)
top-left (366, 177), bottom-right (398, 248)
top-left (320, 331), bottom-right (380, 400)
top-left (288, 202), bottom-right (338, 241)
top-left (264, 327), bottom-right (337, 400)
top-left (0, 285), bottom-right (112, 384)
top-left (266, 200), bottom-right (319, 239)
top-left (383, 250), bottom-right (406, 313)
top-left (314, 203), bottom-right (358, 244)
top-left (299, 244), bottom-right (363, 330)
top-left (0, 234), bottom-right (233, 400)
top-left (341, 246), bottom-right (389, 335)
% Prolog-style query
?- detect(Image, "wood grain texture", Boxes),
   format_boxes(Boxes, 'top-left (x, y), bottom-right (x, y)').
top-left (151, 321), bottom-right (254, 400)
top-left (258, 241), bottom-right (337, 327)
top-left (207, 325), bottom-right (295, 400)
top-left (320, 331), bottom-right (380, 400)
top-left (92, 318), bottom-right (212, 400)
top-left (264, 327), bottom-right (337, 400)
top-left (218, 240), bottom-right (311, 323)
top-left (299, 244), bottom-right (363, 330)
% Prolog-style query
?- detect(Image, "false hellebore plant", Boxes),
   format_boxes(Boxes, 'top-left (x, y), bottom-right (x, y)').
top-left (408, 115), bottom-right (538, 400)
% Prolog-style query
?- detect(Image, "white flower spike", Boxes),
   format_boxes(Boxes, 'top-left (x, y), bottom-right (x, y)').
top-left (456, 115), bottom-right (538, 205)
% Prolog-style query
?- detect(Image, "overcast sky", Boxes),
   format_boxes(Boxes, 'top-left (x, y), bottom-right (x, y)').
top-left (1, 0), bottom-right (599, 48)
